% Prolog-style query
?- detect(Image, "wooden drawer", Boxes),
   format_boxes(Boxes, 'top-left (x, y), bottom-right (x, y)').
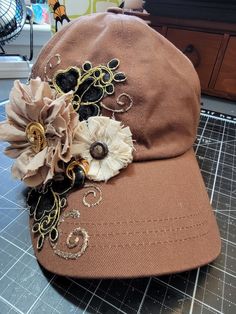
top-left (166, 28), bottom-right (223, 89)
top-left (214, 36), bottom-right (236, 96)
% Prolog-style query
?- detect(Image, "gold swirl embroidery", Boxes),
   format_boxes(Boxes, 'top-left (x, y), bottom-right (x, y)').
top-left (100, 93), bottom-right (133, 114)
top-left (25, 122), bottom-right (47, 153)
top-left (51, 209), bottom-right (89, 260)
top-left (44, 53), bottom-right (61, 82)
top-left (82, 184), bottom-right (103, 208)
top-left (51, 185), bottom-right (102, 259)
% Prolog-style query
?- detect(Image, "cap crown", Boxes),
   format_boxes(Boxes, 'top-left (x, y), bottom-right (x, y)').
top-left (32, 12), bottom-right (201, 161)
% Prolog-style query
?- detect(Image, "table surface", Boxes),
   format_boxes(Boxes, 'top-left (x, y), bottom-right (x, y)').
top-left (0, 105), bottom-right (235, 314)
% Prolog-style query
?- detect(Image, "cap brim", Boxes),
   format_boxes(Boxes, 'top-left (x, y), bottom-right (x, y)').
top-left (31, 148), bottom-right (221, 278)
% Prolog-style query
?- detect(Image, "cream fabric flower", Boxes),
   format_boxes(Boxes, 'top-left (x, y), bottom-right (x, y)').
top-left (72, 116), bottom-right (134, 181)
top-left (0, 78), bottom-right (78, 187)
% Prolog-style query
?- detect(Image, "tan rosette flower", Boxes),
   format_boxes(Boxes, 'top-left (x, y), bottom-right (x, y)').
top-left (0, 78), bottom-right (78, 187)
top-left (72, 116), bottom-right (134, 182)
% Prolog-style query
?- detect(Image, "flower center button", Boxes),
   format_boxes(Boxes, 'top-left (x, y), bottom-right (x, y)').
top-left (25, 122), bottom-right (47, 153)
top-left (90, 141), bottom-right (108, 160)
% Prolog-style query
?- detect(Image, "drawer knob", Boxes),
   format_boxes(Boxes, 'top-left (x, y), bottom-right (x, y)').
top-left (183, 44), bottom-right (201, 68)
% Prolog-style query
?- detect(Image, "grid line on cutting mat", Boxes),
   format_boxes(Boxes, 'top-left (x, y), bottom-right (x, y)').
top-left (0, 106), bottom-right (235, 314)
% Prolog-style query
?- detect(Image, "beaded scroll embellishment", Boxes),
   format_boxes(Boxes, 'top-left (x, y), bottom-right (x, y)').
top-left (27, 165), bottom-right (102, 259)
top-left (25, 56), bottom-right (134, 259)
top-left (27, 168), bottom-right (82, 251)
top-left (51, 185), bottom-right (102, 260)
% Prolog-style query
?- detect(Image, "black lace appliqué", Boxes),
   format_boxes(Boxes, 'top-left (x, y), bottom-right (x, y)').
top-left (52, 59), bottom-right (127, 121)
top-left (27, 165), bottom-right (86, 250)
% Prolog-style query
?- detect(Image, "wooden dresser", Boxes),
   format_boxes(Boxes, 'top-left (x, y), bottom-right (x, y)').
top-left (144, 1), bottom-right (236, 101)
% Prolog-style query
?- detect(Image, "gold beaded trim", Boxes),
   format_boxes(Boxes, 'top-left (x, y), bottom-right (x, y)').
top-left (82, 184), bottom-right (103, 208)
top-left (51, 209), bottom-right (89, 260)
top-left (44, 54), bottom-right (61, 82)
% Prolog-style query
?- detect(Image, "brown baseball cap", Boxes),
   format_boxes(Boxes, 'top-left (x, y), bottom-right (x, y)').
top-left (2, 12), bottom-right (221, 278)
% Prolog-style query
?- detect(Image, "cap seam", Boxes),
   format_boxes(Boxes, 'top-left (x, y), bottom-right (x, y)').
top-left (84, 220), bottom-right (206, 237)
top-left (89, 230), bottom-right (209, 248)
top-left (61, 211), bottom-right (202, 226)
top-left (59, 220), bottom-right (207, 237)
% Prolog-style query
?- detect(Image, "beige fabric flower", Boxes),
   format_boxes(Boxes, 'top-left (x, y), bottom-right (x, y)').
top-left (72, 116), bottom-right (134, 182)
top-left (0, 78), bottom-right (78, 187)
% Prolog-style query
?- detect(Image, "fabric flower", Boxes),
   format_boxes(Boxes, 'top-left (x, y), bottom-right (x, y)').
top-left (0, 78), bottom-right (78, 187)
top-left (72, 116), bottom-right (134, 181)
